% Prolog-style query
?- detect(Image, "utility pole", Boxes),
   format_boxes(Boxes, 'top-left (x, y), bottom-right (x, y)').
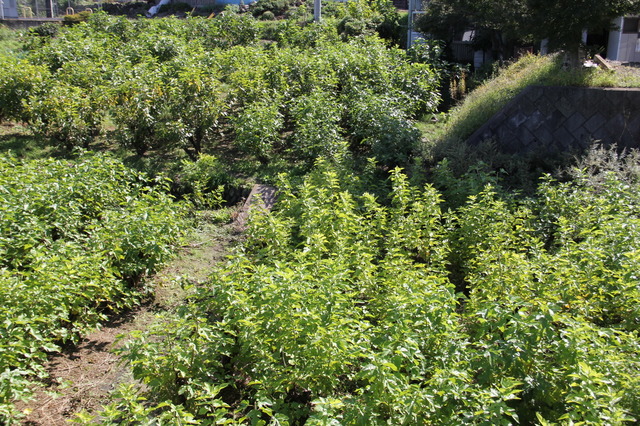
top-left (1, 0), bottom-right (4, 20)
top-left (407, 0), bottom-right (414, 48)
top-left (313, 0), bottom-right (320, 22)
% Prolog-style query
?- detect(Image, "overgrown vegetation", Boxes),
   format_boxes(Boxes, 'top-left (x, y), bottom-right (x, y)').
top-left (91, 148), bottom-right (640, 424)
top-left (0, 9), bottom-right (439, 421)
top-left (1, 5), bottom-right (640, 424)
top-left (0, 25), bottom-right (22, 56)
top-left (0, 9), bottom-right (438, 185)
top-left (0, 153), bottom-right (187, 420)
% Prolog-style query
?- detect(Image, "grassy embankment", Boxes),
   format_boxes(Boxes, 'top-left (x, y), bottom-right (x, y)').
top-left (418, 53), bottom-right (640, 193)
top-left (422, 53), bottom-right (640, 148)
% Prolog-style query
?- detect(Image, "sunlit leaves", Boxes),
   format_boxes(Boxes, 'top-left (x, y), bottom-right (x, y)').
top-left (113, 163), bottom-right (640, 424)
top-left (4, 13), bottom-right (442, 169)
top-left (0, 154), bottom-right (186, 421)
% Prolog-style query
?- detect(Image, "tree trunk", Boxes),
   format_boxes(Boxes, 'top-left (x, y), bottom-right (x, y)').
top-left (563, 46), bottom-right (582, 68)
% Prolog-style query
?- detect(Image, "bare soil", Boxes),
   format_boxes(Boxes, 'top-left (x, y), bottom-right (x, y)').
top-left (17, 309), bottom-right (152, 425)
top-left (17, 220), bottom-right (240, 425)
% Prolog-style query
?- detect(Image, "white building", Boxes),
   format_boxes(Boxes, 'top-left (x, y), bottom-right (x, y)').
top-left (607, 16), bottom-right (640, 62)
top-left (2, 0), bottom-right (19, 19)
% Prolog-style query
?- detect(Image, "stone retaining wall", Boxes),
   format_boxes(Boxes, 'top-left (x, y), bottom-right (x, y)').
top-left (467, 86), bottom-right (640, 154)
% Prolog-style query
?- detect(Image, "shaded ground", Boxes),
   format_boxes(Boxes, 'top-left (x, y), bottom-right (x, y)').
top-left (17, 309), bottom-right (152, 425)
top-left (17, 220), bottom-right (240, 424)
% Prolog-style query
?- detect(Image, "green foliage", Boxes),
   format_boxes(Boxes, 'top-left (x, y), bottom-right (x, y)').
top-left (326, 0), bottom-right (404, 45)
top-left (1, 9), bottom-right (452, 422)
top-left (0, 25), bottom-right (24, 55)
top-left (0, 56), bottom-right (49, 123)
top-left (250, 0), bottom-right (296, 18)
top-left (25, 82), bottom-right (103, 149)
top-left (85, 12), bottom-right (134, 41)
top-left (109, 58), bottom-right (226, 159)
top-left (268, 20), bottom-right (341, 48)
top-left (177, 154), bottom-right (229, 209)
top-left (204, 9), bottom-right (260, 49)
top-left (447, 172), bottom-right (640, 421)
top-left (347, 92), bottom-right (422, 167)
top-left (62, 11), bottom-right (93, 26)
top-left (160, 66), bottom-right (228, 159)
top-left (407, 38), bottom-right (448, 67)
top-left (233, 99), bottom-right (284, 162)
top-left (4, 11), bottom-right (639, 424)
top-left (111, 65), bottom-right (168, 156)
top-left (260, 10), bottom-right (276, 21)
top-left (289, 90), bottom-right (346, 162)
top-left (526, 0), bottom-right (640, 53)
top-left (407, 38), bottom-right (468, 110)
top-left (0, 154), bottom-right (187, 422)
top-left (113, 164), bottom-right (462, 423)
top-left (4, 14), bottom-right (442, 173)
top-left (103, 157), bottom-right (640, 424)
top-left (430, 157), bottom-right (500, 208)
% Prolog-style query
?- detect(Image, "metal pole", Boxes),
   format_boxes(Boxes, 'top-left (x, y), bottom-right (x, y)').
top-left (1, 0), bottom-right (4, 20)
top-left (313, 0), bottom-right (320, 22)
top-left (407, 0), bottom-right (414, 48)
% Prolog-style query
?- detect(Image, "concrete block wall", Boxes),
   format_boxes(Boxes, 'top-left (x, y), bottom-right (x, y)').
top-left (467, 86), bottom-right (640, 154)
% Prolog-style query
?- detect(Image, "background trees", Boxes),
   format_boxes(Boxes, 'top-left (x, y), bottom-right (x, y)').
top-left (528, 0), bottom-right (640, 53)
top-left (417, 0), bottom-right (530, 58)
top-left (417, 0), bottom-right (640, 61)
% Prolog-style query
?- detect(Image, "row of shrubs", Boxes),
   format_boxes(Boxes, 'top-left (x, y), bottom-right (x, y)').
top-left (1, 11), bottom-right (443, 176)
top-left (0, 153), bottom-right (187, 421)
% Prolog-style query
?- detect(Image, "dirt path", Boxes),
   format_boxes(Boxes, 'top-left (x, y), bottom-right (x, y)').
top-left (17, 220), bottom-right (240, 425)
top-left (18, 308), bottom-right (152, 424)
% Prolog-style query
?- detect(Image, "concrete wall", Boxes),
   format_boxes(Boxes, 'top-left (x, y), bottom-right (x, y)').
top-left (467, 86), bottom-right (640, 154)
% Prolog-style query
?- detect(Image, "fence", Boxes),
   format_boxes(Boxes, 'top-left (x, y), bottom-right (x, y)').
top-left (8, 0), bottom-right (103, 18)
